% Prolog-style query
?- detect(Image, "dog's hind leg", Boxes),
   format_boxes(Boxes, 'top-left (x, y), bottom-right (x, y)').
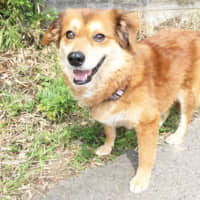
top-left (96, 125), bottom-right (116, 156)
top-left (166, 44), bottom-right (200, 145)
top-left (165, 90), bottom-right (195, 145)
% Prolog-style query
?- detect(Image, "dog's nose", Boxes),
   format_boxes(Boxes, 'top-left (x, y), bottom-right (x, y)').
top-left (68, 51), bottom-right (85, 67)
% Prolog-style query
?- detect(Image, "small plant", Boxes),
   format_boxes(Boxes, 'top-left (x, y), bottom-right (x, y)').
top-left (70, 122), bottom-right (105, 148)
top-left (0, 0), bottom-right (56, 50)
top-left (114, 129), bottom-right (137, 154)
top-left (159, 105), bottom-right (179, 134)
top-left (70, 145), bottom-right (94, 170)
top-left (1, 91), bottom-right (36, 116)
top-left (36, 77), bottom-right (78, 121)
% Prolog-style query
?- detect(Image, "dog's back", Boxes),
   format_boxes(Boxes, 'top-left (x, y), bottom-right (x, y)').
top-left (138, 28), bottom-right (200, 144)
top-left (140, 28), bottom-right (200, 113)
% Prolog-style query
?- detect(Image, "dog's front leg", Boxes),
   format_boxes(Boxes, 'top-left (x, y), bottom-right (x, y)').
top-left (130, 117), bottom-right (159, 193)
top-left (96, 125), bottom-right (116, 156)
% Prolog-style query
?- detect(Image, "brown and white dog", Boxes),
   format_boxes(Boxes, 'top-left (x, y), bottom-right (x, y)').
top-left (42, 8), bottom-right (200, 193)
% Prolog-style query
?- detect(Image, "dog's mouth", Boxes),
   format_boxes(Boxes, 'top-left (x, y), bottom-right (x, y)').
top-left (73, 56), bottom-right (106, 85)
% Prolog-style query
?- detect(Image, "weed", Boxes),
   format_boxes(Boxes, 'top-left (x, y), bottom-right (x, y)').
top-left (0, 121), bottom-right (8, 133)
top-left (9, 142), bottom-right (23, 154)
top-left (0, 0), bottom-right (56, 50)
top-left (0, 91), bottom-right (36, 116)
top-left (70, 146), bottom-right (94, 170)
top-left (114, 129), bottom-right (137, 155)
top-left (36, 77), bottom-right (79, 121)
top-left (159, 105), bottom-right (179, 134)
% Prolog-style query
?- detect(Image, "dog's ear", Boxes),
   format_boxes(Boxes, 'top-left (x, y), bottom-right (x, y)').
top-left (41, 15), bottom-right (62, 46)
top-left (114, 10), bottom-right (139, 51)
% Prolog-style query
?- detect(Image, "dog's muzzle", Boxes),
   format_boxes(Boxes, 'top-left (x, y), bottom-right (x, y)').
top-left (72, 55), bottom-right (106, 85)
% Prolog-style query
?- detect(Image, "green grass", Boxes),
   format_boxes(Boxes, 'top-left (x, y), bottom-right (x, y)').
top-left (159, 106), bottom-right (180, 134)
top-left (36, 77), bottom-right (78, 121)
top-left (0, 0), bottom-right (56, 50)
top-left (1, 91), bottom-right (36, 116)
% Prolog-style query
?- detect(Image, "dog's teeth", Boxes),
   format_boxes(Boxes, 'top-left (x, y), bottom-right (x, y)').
top-left (83, 74), bottom-right (88, 80)
top-left (73, 70), bottom-right (92, 81)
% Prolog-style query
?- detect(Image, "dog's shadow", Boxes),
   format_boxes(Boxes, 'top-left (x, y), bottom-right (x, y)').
top-left (125, 150), bottom-right (138, 172)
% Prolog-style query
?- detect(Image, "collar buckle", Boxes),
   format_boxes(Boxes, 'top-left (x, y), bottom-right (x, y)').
top-left (107, 87), bottom-right (126, 101)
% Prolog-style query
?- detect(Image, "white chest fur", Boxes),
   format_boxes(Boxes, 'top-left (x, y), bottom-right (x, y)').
top-left (91, 105), bottom-right (142, 129)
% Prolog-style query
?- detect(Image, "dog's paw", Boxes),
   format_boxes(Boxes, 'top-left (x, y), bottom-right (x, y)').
top-left (95, 145), bottom-right (112, 156)
top-left (129, 175), bottom-right (149, 193)
top-left (165, 134), bottom-right (183, 145)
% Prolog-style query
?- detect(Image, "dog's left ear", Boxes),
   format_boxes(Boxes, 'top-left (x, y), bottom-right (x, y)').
top-left (114, 10), bottom-right (139, 51)
top-left (41, 15), bottom-right (62, 46)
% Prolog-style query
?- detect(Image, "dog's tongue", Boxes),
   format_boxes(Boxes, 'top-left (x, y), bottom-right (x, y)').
top-left (73, 70), bottom-right (92, 81)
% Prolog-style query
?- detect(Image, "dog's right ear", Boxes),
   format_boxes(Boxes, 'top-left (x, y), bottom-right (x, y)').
top-left (41, 16), bottom-right (61, 46)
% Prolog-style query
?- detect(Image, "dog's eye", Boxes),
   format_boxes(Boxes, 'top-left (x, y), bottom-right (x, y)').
top-left (93, 33), bottom-right (105, 42)
top-left (66, 30), bottom-right (76, 39)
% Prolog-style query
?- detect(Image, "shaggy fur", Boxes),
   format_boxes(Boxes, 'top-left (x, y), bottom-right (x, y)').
top-left (42, 8), bottom-right (200, 193)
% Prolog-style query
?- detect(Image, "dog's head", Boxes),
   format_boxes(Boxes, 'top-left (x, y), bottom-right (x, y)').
top-left (42, 8), bottom-right (139, 106)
